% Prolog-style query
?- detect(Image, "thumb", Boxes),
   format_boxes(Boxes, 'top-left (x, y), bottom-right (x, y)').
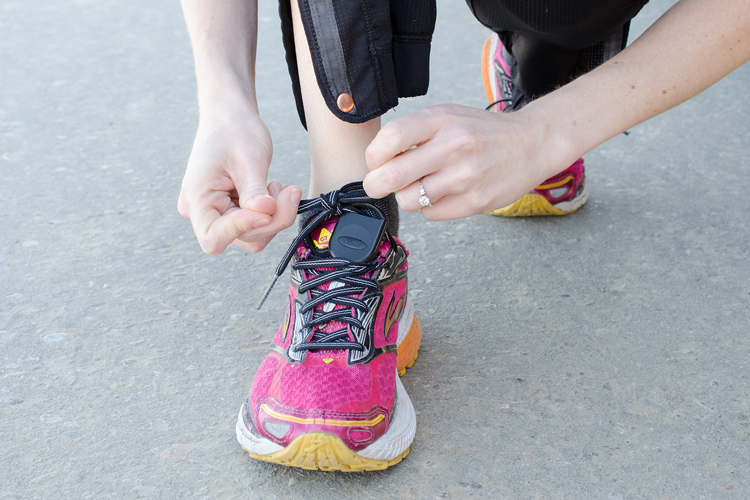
top-left (236, 171), bottom-right (278, 217)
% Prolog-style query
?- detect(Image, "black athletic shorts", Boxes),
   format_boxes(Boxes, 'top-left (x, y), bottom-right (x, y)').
top-left (279, 0), bottom-right (650, 126)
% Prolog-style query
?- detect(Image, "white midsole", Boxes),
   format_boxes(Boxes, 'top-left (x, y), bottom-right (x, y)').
top-left (235, 376), bottom-right (416, 461)
top-left (236, 409), bottom-right (284, 455)
top-left (554, 178), bottom-right (589, 212)
top-left (357, 376), bottom-right (416, 460)
top-left (236, 295), bottom-right (418, 461)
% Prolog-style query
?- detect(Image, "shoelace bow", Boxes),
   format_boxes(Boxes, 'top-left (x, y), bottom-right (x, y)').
top-left (256, 183), bottom-right (389, 353)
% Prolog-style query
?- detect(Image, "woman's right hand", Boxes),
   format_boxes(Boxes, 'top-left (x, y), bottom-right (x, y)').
top-left (177, 104), bottom-right (302, 255)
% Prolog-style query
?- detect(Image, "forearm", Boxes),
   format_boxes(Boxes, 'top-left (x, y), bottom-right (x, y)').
top-left (529, 0), bottom-right (750, 173)
top-left (180, 0), bottom-right (260, 112)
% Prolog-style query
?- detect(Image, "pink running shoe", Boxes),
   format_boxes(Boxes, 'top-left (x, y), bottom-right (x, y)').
top-left (236, 182), bottom-right (421, 471)
top-left (482, 33), bottom-right (589, 216)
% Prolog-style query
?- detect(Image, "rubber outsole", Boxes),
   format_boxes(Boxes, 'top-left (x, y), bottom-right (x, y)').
top-left (491, 193), bottom-right (572, 216)
top-left (242, 433), bottom-right (410, 472)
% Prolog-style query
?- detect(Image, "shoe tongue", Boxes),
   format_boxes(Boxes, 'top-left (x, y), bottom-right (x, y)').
top-left (305, 218), bottom-right (338, 257)
top-left (301, 210), bottom-right (391, 351)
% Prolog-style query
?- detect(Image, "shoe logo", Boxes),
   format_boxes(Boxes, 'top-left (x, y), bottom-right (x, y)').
top-left (289, 299), bottom-right (312, 363)
top-left (313, 227), bottom-right (332, 249)
top-left (337, 236), bottom-right (366, 250)
top-left (384, 292), bottom-right (404, 343)
top-left (377, 245), bottom-right (407, 283)
top-left (548, 187), bottom-right (569, 199)
top-left (323, 358), bottom-right (333, 364)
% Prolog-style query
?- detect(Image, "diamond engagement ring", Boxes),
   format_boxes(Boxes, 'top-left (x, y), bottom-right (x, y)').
top-left (418, 180), bottom-right (432, 208)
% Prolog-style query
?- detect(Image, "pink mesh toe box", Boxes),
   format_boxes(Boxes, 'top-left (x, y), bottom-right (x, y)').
top-left (250, 351), bottom-right (397, 415)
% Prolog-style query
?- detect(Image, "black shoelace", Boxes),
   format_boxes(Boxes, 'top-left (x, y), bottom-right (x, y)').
top-left (292, 257), bottom-right (386, 352)
top-left (486, 98), bottom-right (512, 112)
top-left (256, 182), bottom-right (389, 353)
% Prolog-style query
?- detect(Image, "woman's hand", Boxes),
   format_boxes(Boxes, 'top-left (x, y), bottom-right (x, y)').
top-left (178, 105), bottom-right (302, 255)
top-left (363, 104), bottom-right (574, 219)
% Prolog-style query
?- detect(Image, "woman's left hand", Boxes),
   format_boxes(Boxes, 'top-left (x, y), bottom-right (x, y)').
top-left (363, 104), bottom-right (575, 219)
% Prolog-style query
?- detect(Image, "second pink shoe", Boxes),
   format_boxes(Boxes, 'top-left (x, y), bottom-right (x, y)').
top-left (483, 33), bottom-right (589, 216)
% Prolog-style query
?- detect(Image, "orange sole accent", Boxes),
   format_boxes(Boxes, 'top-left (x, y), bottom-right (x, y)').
top-left (481, 36), bottom-right (494, 105)
top-left (396, 315), bottom-right (421, 377)
top-left (242, 433), bottom-right (410, 472)
top-left (490, 193), bottom-right (578, 217)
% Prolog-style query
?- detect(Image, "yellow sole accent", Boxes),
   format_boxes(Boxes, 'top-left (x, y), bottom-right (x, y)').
top-left (260, 404), bottom-right (385, 427)
top-left (242, 433), bottom-right (410, 472)
top-left (536, 175), bottom-right (574, 190)
top-left (396, 315), bottom-right (421, 377)
top-left (490, 193), bottom-right (577, 217)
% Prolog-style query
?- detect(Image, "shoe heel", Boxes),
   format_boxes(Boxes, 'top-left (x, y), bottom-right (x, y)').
top-left (397, 315), bottom-right (421, 376)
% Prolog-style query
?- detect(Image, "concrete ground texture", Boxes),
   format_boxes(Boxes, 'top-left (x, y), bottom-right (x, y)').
top-left (2, 0), bottom-right (750, 498)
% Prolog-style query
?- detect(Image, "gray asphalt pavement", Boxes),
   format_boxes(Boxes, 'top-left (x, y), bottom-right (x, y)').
top-left (2, 0), bottom-right (750, 498)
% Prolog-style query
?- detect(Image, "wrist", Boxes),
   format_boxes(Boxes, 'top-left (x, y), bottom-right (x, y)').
top-left (195, 64), bottom-right (259, 117)
top-left (520, 96), bottom-right (584, 180)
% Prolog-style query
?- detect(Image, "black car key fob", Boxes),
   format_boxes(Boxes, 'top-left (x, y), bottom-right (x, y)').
top-left (329, 210), bottom-right (387, 263)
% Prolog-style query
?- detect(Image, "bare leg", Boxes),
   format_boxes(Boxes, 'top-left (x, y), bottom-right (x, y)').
top-left (290, 0), bottom-right (380, 197)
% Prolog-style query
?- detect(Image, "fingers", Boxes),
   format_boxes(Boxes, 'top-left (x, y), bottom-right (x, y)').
top-left (188, 185), bottom-right (302, 256)
top-left (267, 180), bottom-right (284, 198)
top-left (178, 110), bottom-right (286, 254)
top-left (364, 109), bottom-right (444, 199)
top-left (393, 172), bottom-right (460, 213)
top-left (363, 140), bottom-right (451, 202)
top-left (233, 186), bottom-right (302, 252)
top-left (236, 174), bottom-right (277, 216)
top-left (419, 193), bottom-right (479, 221)
top-left (271, 186), bottom-right (302, 231)
top-left (364, 104), bottom-right (524, 219)
top-left (191, 203), bottom-right (267, 256)
top-left (177, 192), bottom-right (189, 219)
top-left (366, 109), bottom-right (443, 170)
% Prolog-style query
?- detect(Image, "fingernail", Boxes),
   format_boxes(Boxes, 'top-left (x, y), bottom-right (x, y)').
top-left (253, 193), bottom-right (270, 200)
top-left (291, 188), bottom-right (303, 202)
top-left (253, 219), bottom-right (270, 229)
